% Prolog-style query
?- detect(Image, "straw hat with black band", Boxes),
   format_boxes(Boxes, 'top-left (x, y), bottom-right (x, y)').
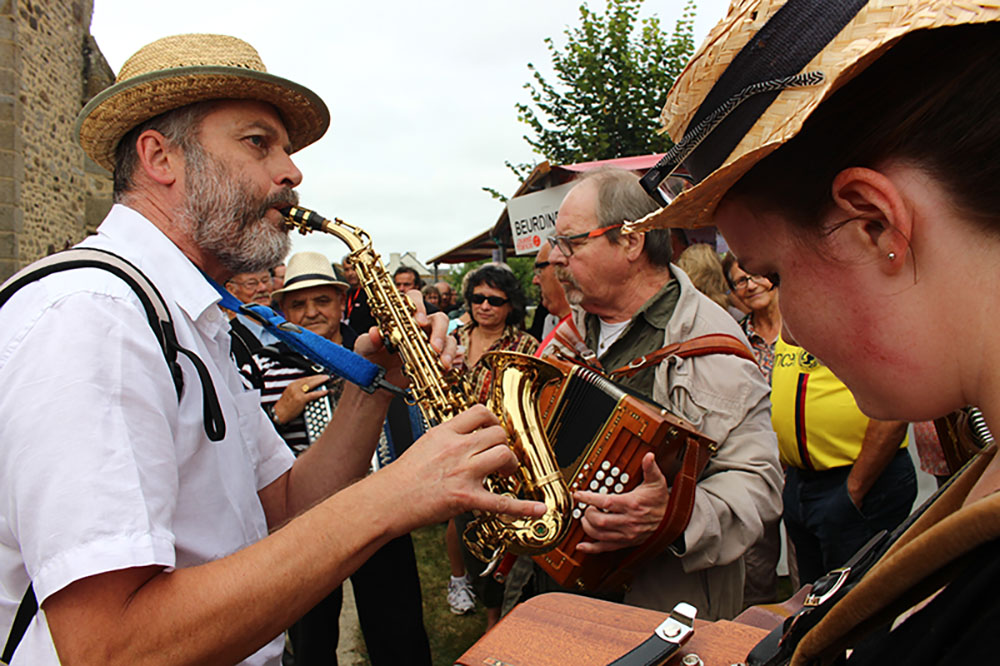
top-left (271, 252), bottom-right (349, 301)
top-left (625, 0), bottom-right (1000, 234)
top-left (75, 33), bottom-right (330, 172)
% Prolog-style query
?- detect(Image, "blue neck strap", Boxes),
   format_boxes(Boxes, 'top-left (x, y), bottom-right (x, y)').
top-left (205, 273), bottom-right (403, 397)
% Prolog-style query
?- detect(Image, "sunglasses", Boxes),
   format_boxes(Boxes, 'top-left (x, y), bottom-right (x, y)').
top-left (470, 294), bottom-right (509, 307)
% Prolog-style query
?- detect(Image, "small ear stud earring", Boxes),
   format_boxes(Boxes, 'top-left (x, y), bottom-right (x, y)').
top-left (888, 252), bottom-right (896, 261)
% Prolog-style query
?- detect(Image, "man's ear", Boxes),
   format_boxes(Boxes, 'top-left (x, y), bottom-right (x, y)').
top-left (621, 227), bottom-right (645, 261)
top-left (133, 129), bottom-right (181, 187)
top-left (830, 167), bottom-right (912, 274)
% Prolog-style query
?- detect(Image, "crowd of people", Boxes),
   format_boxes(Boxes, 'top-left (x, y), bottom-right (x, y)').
top-left (1, 2), bottom-right (998, 665)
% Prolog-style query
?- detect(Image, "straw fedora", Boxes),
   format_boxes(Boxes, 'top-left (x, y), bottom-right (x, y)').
top-left (625, 0), bottom-right (1000, 233)
top-left (76, 33), bottom-right (330, 172)
top-left (272, 252), bottom-right (349, 300)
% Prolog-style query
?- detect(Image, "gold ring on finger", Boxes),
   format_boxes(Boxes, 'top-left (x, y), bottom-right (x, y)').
top-left (302, 384), bottom-right (310, 393)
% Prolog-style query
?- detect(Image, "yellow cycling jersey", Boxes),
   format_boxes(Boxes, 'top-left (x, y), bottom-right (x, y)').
top-left (771, 337), bottom-right (906, 470)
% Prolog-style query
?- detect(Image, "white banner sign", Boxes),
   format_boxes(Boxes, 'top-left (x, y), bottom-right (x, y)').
top-left (506, 182), bottom-right (575, 255)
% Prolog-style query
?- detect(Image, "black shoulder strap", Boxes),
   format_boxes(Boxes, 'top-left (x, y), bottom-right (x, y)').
top-left (0, 248), bottom-right (226, 663)
top-left (0, 248), bottom-right (225, 440)
top-left (1, 584), bottom-right (35, 665)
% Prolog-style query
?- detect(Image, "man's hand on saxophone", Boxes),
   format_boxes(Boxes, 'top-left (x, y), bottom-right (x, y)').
top-left (354, 288), bottom-right (459, 387)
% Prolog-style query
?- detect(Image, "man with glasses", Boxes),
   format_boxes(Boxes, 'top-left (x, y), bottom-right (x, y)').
top-left (540, 167), bottom-right (782, 620)
top-left (528, 242), bottom-right (571, 346)
top-left (226, 269), bottom-right (280, 345)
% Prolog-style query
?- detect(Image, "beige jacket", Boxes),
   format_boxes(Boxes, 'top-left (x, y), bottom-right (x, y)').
top-left (571, 265), bottom-right (782, 619)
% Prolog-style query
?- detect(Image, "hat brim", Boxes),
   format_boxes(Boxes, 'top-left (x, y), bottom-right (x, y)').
top-left (625, 1), bottom-right (1000, 233)
top-left (272, 278), bottom-right (350, 300)
top-left (76, 66), bottom-right (330, 172)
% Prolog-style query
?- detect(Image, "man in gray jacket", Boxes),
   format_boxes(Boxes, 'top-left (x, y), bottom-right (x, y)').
top-left (543, 167), bottom-right (782, 620)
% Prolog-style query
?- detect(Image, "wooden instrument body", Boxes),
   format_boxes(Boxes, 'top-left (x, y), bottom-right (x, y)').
top-left (457, 592), bottom-right (767, 666)
top-left (530, 355), bottom-right (716, 592)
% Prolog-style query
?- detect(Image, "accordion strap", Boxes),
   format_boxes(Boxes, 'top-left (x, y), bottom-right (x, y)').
top-left (609, 333), bottom-right (755, 379)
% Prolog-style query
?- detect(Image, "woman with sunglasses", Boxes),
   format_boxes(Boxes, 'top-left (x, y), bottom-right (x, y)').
top-left (626, 1), bottom-right (1000, 663)
top-left (446, 264), bottom-right (538, 626)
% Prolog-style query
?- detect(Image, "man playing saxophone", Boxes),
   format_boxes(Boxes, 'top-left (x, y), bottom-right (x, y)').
top-left (523, 167), bottom-right (782, 620)
top-left (0, 34), bottom-right (543, 665)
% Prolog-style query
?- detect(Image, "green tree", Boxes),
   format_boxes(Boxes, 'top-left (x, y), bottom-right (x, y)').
top-left (516, 0), bottom-right (696, 166)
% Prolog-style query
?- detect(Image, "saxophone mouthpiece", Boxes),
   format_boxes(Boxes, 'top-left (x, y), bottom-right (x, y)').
top-left (280, 205), bottom-right (326, 231)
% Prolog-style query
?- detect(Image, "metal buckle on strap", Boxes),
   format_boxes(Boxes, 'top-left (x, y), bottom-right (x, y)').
top-left (804, 567), bottom-right (851, 607)
top-left (654, 602), bottom-right (698, 644)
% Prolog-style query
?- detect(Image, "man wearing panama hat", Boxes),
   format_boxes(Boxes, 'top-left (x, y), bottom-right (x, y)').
top-left (0, 34), bottom-right (541, 665)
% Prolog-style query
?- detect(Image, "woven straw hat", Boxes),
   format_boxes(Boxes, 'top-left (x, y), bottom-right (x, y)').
top-left (76, 34), bottom-right (330, 172)
top-left (272, 252), bottom-right (348, 299)
top-left (625, 0), bottom-right (1000, 233)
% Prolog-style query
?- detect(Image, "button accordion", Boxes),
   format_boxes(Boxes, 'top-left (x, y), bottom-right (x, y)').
top-left (521, 353), bottom-right (717, 592)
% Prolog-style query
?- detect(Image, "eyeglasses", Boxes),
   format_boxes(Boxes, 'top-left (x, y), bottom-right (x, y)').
top-left (731, 273), bottom-right (779, 292)
top-left (547, 223), bottom-right (623, 257)
top-left (227, 277), bottom-right (271, 290)
top-left (532, 260), bottom-right (551, 276)
top-left (470, 294), bottom-right (509, 307)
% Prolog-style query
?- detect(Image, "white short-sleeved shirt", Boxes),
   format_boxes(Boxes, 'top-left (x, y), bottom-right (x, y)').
top-left (0, 205), bottom-right (294, 664)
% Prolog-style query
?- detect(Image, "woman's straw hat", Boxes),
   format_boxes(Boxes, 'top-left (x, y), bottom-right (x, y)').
top-left (625, 0), bottom-right (1000, 233)
top-left (271, 252), bottom-right (349, 300)
top-left (76, 34), bottom-right (330, 172)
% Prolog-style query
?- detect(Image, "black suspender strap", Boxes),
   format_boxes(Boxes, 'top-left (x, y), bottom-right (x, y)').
top-left (1, 584), bottom-right (35, 665)
top-left (0, 248), bottom-right (225, 440)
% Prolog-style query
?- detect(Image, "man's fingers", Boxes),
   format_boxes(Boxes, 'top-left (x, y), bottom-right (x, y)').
top-left (640, 452), bottom-right (667, 486)
top-left (445, 404), bottom-right (501, 435)
top-left (575, 539), bottom-right (630, 555)
top-left (573, 489), bottom-right (623, 512)
top-left (471, 491), bottom-right (546, 519)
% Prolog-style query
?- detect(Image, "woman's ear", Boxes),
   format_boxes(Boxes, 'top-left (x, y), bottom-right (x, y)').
top-left (830, 167), bottom-right (912, 274)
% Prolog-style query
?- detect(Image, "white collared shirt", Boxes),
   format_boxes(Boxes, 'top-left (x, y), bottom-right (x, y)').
top-left (0, 205), bottom-right (293, 664)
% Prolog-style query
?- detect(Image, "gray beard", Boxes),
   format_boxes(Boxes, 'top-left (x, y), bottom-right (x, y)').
top-left (181, 144), bottom-right (296, 274)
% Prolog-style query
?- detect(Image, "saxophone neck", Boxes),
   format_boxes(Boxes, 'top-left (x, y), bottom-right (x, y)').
top-left (280, 205), bottom-right (371, 254)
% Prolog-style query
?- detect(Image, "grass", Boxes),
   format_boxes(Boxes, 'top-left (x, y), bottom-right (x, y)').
top-left (351, 523), bottom-right (488, 666)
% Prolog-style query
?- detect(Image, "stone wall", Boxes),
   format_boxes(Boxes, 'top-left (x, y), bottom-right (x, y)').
top-left (0, 0), bottom-right (113, 282)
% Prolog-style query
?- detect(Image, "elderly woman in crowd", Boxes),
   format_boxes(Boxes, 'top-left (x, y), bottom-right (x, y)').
top-left (444, 264), bottom-right (537, 626)
top-left (721, 253), bottom-right (781, 383)
top-left (627, 2), bottom-right (1000, 663)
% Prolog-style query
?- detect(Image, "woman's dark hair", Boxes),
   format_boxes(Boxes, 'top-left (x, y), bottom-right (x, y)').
top-left (464, 264), bottom-right (527, 328)
top-left (727, 24), bottom-right (1000, 236)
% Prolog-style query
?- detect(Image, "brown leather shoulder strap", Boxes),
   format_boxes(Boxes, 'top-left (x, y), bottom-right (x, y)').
top-left (610, 333), bottom-right (755, 379)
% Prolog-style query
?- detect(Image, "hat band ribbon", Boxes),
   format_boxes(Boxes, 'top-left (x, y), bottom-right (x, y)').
top-left (640, 0), bottom-right (870, 202)
top-left (284, 272), bottom-right (339, 288)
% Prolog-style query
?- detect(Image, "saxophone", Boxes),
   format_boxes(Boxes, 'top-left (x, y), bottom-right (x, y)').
top-left (281, 205), bottom-right (572, 565)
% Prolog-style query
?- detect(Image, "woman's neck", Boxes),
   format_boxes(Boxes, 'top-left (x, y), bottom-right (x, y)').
top-left (751, 300), bottom-right (782, 343)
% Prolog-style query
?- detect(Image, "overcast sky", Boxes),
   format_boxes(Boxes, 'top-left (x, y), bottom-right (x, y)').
top-left (90, 0), bottom-right (732, 269)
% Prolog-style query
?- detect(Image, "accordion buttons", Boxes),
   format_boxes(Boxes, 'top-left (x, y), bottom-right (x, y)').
top-left (614, 483), bottom-right (624, 493)
top-left (611, 466), bottom-right (620, 476)
top-left (599, 487), bottom-right (609, 494)
top-left (589, 480), bottom-right (599, 491)
top-left (572, 508), bottom-right (582, 519)
top-left (578, 502), bottom-right (588, 510)
top-left (596, 470), bottom-right (606, 481)
top-left (604, 476), bottom-right (614, 487)
top-left (620, 472), bottom-right (630, 484)
top-left (601, 461), bottom-right (611, 471)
